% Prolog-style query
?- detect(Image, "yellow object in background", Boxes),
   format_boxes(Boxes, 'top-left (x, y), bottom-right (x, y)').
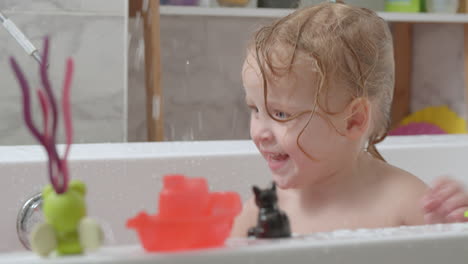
top-left (399, 105), bottom-right (468, 134)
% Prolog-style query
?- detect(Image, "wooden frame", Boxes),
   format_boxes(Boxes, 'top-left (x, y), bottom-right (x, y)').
top-left (129, 0), bottom-right (164, 141)
top-left (391, 23), bottom-right (412, 129)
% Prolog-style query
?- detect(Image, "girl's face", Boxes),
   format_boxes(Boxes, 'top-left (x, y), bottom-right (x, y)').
top-left (242, 53), bottom-right (356, 190)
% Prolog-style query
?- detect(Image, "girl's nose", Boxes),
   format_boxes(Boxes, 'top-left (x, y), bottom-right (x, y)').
top-left (252, 123), bottom-right (274, 143)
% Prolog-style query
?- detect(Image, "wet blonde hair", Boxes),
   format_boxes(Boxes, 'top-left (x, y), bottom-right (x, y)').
top-left (251, 0), bottom-right (394, 161)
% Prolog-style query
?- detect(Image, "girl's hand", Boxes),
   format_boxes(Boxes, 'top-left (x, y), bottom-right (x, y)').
top-left (422, 177), bottom-right (468, 224)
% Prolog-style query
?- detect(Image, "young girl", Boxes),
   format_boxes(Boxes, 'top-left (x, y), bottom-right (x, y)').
top-left (231, 0), bottom-right (468, 237)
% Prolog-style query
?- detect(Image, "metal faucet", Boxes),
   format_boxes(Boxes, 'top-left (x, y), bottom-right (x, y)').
top-left (16, 192), bottom-right (43, 250)
top-left (0, 10), bottom-right (45, 66)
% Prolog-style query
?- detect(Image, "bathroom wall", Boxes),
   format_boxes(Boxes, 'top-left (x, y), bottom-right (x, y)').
top-left (159, 15), bottom-right (256, 141)
top-left (127, 14), bottom-right (466, 142)
top-left (127, 15), bottom-right (256, 142)
top-left (0, 0), bottom-right (127, 145)
top-left (411, 23), bottom-right (465, 118)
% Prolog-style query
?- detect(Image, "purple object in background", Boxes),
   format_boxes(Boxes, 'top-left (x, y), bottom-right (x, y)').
top-left (388, 122), bottom-right (447, 136)
top-left (160, 0), bottom-right (200, 5)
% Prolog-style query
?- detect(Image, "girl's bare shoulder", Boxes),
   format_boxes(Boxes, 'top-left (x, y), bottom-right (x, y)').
top-left (378, 162), bottom-right (429, 225)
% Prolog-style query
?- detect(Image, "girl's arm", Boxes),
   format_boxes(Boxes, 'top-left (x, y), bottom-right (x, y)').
top-left (230, 197), bottom-right (258, 238)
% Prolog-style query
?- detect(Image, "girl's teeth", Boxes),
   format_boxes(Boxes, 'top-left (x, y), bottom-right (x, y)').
top-left (271, 154), bottom-right (288, 160)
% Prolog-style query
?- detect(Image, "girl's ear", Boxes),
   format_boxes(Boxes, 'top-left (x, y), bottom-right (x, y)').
top-left (343, 98), bottom-right (371, 140)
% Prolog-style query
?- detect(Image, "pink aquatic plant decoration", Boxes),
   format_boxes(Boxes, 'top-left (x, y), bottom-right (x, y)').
top-left (10, 36), bottom-right (74, 194)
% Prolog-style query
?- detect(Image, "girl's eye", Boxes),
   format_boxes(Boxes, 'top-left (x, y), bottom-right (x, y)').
top-left (274, 111), bottom-right (290, 120)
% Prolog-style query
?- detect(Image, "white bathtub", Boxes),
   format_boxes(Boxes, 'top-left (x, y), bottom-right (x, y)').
top-left (1, 135), bottom-right (468, 263)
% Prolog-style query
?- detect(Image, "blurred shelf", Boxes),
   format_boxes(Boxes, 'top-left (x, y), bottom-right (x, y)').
top-left (381, 11), bottom-right (468, 23)
top-left (160, 6), bottom-right (468, 23)
top-left (160, 6), bottom-right (291, 18)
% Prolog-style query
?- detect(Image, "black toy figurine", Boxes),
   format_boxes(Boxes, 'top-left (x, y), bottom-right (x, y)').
top-left (248, 182), bottom-right (291, 238)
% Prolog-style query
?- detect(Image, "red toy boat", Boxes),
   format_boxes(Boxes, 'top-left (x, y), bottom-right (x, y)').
top-left (127, 174), bottom-right (242, 252)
